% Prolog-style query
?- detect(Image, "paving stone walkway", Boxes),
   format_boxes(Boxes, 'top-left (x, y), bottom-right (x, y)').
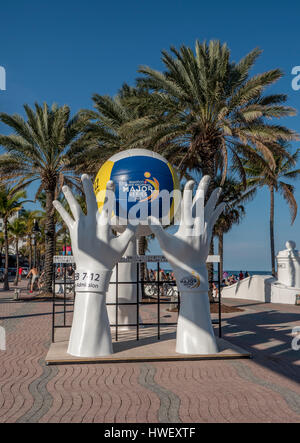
top-left (0, 281), bottom-right (299, 423)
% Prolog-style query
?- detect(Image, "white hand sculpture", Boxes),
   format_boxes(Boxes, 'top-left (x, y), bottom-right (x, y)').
top-left (53, 174), bottom-right (136, 357)
top-left (149, 176), bottom-right (225, 355)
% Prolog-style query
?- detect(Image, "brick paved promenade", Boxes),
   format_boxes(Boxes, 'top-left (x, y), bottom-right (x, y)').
top-left (0, 281), bottom-right (299, 423)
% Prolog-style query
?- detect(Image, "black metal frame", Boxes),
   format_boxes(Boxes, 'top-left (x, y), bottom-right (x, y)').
top-left (52, 261), bottom-right (75, 342)
top-left (51, 257), bottom-right (222, 343)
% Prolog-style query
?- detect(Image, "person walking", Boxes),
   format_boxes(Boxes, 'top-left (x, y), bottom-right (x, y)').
top-left (26, 267), bottom-right (39, 293)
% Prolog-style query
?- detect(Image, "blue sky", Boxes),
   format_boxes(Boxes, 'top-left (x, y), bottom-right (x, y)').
top-left (0, 0), bottom-right (300, 271)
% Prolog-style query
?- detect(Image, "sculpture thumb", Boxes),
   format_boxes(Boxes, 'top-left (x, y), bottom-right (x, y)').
top-left (205, 187), bottom-right (222, 220)
top-left (148, 216), bottom-right (168, 247)
top-left (53, 200), bottom-right (73, 229)
top-left (210, 202), bottom-right (226, 227)
top-left (117, 223), bottom-right (137, 252)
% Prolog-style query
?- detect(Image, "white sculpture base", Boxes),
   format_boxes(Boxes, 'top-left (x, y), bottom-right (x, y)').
top-left (176, 292), bottom-right (218, 355)
top-left (221, 275), bottom-right (298, 305)
top-left (46, 327), bottom-right (251, 365)
top-left (67, 292), bottom-right (113, 357)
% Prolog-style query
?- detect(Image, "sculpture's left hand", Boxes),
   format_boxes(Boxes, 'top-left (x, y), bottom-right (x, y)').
top-left (53, 174), bottom-right (136, 292)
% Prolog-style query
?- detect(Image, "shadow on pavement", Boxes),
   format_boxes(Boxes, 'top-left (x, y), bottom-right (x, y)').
top-left (222, 308), bottom-right (300, 384)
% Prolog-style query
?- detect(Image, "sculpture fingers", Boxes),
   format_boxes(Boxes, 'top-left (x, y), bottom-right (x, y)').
top-left (100, 207), bottom-right (110, 224)
top-left (53, 200), bottom-right (74, 229)
top-left (106, 179), bottom-right (115, 192)
top-left (115, 223), bottom-right (137, 254)
top-left (98, 180), bottom-right (116, 234)
top-left (62, 185), bottom-right (83, 221)
top-left (209, 202), bottom-right (226, 228)
top-left (104, 180), bottom-right (115, 213)
top-left (193, 175), bottom-right (210, 206)
top-left (192, 180), bottom-right (207, 234)
top-left (148, 216), bottom-right (170, 248)
top-left (181, 180), bottom-right (195, 227)
top-left (81, 174), bottom-right (98, 215)
top-left (193, 210), bottom-right (205, 237)
top-left (204, 187), bottom-right (222, 222)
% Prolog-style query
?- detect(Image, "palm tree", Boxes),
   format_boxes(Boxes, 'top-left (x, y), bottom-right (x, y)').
top-left (8, 217), bottom-right (27, 285)
top-left (126, 40), bottom-right (297, 185)
top-left (213, 177), bottom-right (256, 279)
top-left (243, 147), bottom-right (300, 276)
top-left (0, 186), bottom-right (27, 290)
top-left (19, 245), bottom-right (28, 261)
top-left (0, 103), bottom-right (88, 294)
top-left (72, 85), bottom-right (152, 176)
top-left (125, 40), bottom-right (298, 286)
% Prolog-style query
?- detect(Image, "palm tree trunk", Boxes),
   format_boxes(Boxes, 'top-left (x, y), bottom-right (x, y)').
top-left (218, 233), bottom-right (224, 280)
top-left (270, 186), bottom-right (276, 277)
top-left (3, 218), bottom-right (9, 291)
top-left (44, 187), bottom-right (56, 294)
top-left (202, 156), bottom-right (216, 302)
top-left (14, 238), bottom-right (19, 286)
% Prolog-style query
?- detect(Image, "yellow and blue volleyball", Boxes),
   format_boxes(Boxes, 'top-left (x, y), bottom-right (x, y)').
top-left (94, 149), bottom-right (180, 225)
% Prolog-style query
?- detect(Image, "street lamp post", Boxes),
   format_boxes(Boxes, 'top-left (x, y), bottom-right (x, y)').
top-left (32, 220), bottom-right (41, 269)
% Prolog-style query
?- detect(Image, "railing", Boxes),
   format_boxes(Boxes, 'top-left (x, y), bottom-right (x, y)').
top-left (51, 255), bottom-right (222, 343)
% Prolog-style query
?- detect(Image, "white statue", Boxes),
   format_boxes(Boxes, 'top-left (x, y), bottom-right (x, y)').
top-left (53, 173), bottom-right (225, 358)
top-left (53, 175), bottom-right (136, 357)
top-left (149, 176), bottom-right (225, 355)
top-left (277, 241), bottom-right (300, 288)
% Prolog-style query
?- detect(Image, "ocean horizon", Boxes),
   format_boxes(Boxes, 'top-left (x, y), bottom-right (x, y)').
top-left (147, 266), bottom-right (272, 277)
top-left (222, 270), bottom-right (272, 276)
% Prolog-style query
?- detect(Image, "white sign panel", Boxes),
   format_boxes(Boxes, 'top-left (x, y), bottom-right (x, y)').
top-left (120, 255), bottom-right (220, 263)
top-left (53, 255), bottom-right (75, 264)
top-left (206, 255), bottom-right (221, 263)
top-left (53, 254), bottom-right (220, 264)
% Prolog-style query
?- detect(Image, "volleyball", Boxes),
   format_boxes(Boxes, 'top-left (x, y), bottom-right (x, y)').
top-left (94, 149), bottom-right (180, 235)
